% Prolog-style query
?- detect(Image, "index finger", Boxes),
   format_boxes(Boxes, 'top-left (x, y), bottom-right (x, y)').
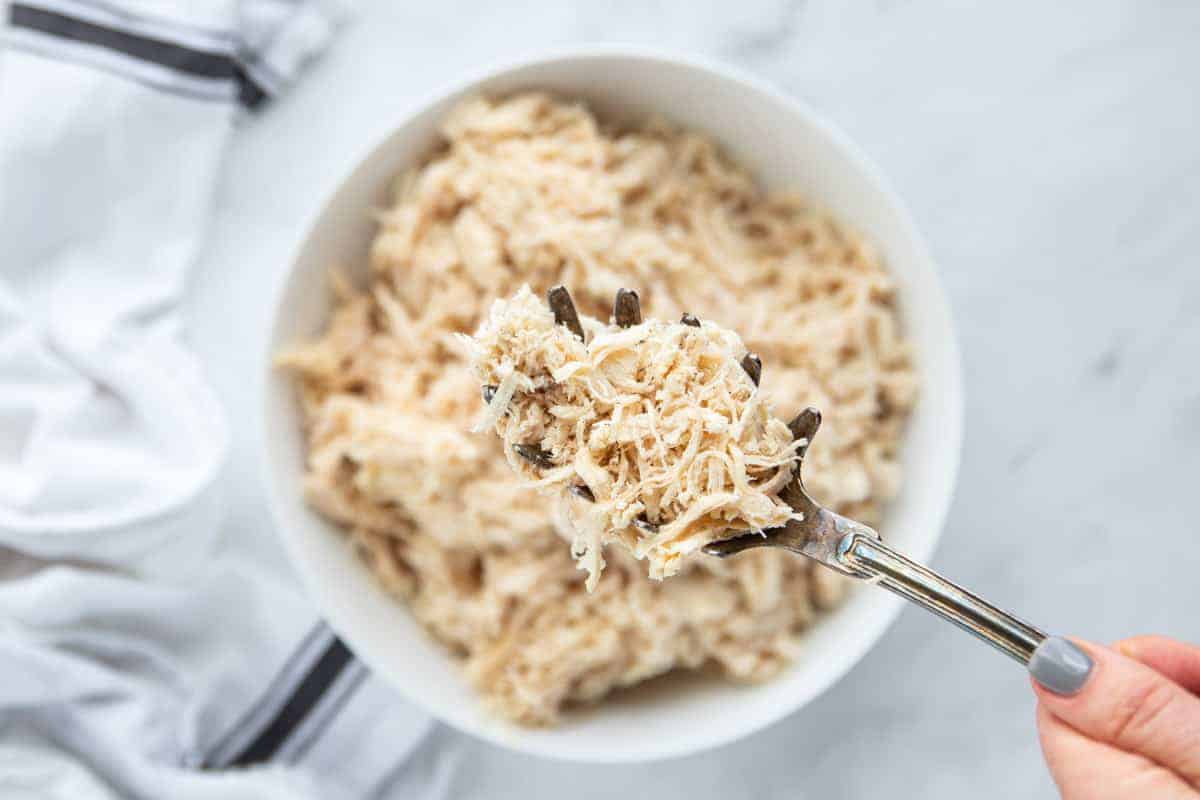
top-left (1031, 637), bottom-right (1200, 787)
top-left (1036, 703), bottom-right (1198, 800)
top-left (1117, 636), bottom-right (1200, 697)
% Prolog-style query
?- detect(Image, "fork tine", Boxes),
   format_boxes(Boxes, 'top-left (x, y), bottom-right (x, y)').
top-left (788, 407), bottom-right (822, 456)
top-left (547, 285), bottom-right (585, 341)
top-left (613, 288), bottom-right (642, 328)
top-left (740, 353), bottom-right (762, 386)
top-left (513, 443), bottom-right (556, 468)
top-left (703, 531), bottom-right (772, 558)
top-left (634, 517), bottom-right (659, 534)
top-left (568, 483), bottom-right (595, 502)
top-left (482, 384), bottom-right (497, 404)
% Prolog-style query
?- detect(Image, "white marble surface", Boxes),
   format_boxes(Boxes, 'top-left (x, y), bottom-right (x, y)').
top-left (190, 1), bottom-right (1200, 796)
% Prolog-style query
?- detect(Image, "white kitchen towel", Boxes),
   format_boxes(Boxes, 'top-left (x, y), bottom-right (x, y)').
top-left (0, 1), bottom-right (432, 797)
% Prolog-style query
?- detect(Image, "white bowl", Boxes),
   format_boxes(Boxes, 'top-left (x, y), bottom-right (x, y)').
top-left (259, 47), bottom-right (963, 763)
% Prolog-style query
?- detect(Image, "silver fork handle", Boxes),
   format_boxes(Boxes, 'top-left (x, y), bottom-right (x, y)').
top-left (837, 533), bottom-right (1046, 664)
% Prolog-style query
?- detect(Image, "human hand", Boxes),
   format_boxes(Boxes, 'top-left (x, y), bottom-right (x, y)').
top-left (1030, 635), bottom-right (1200, 798)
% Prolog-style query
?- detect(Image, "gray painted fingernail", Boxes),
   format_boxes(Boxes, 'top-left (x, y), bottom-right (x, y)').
top-left (1029, 636), bottom-right (1093, 696)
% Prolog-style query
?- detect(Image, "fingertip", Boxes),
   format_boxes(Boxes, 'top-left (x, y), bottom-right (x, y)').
top-left (1114, 634), bottom-right (1159, 659)
top-left (1031, 637), bottom-right (1200, 783)
top-left (1029, 635), bottom-right (1096, 697)
top-left (1116, 641), bottom-right (1139, 659)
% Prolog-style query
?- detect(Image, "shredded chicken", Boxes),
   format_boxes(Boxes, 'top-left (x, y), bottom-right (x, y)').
top-left (466, 286), bottom-right (802, 587)
top-left (281, 92), bottom-right (916, 726)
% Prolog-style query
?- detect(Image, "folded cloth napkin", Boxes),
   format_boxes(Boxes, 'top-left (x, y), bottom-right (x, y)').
top-left (0, 1), bottom-right (432, 796)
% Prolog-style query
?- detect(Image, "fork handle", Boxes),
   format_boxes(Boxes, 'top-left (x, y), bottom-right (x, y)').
top-left (837, 533), bottom-right (1047, 664)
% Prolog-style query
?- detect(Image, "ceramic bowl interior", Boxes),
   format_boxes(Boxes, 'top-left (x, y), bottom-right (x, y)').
top-left (260, 48), bottom-right (962, 762)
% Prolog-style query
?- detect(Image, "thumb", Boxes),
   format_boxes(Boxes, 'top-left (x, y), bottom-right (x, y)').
top-left (1030, 636), bottom-right (1200, 788)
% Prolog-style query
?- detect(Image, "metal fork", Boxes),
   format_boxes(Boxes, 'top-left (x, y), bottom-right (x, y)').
top-left (491, 286), bottom-right (1047, 666)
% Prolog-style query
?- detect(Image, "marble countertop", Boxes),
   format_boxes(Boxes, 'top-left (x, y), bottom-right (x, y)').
top-left (190, 1), bottom-right (1200, 796)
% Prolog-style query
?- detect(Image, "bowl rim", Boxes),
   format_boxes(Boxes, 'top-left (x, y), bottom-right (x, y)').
top-left (257, 43), bottom-right (964, 762)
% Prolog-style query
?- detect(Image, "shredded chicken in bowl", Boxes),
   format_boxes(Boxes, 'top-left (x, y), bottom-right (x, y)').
top-left (280, 92), bottom-right (916, 725)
